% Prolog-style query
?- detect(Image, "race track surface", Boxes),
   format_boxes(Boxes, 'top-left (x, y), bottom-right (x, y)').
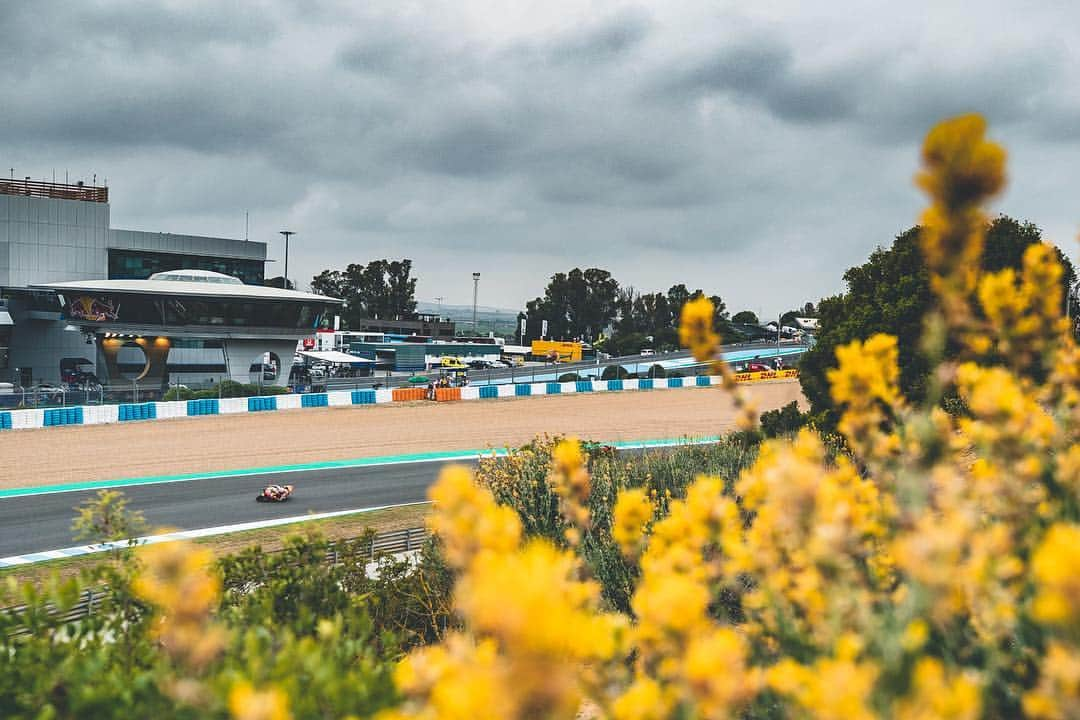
top-left (0, 458), bottom-right (466, 558)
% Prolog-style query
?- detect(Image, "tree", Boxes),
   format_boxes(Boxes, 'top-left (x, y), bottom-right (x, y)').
top-left (731, 310), bottom-right (759, 325)
top-left (526, 268), bottom-right (620, 341)
top-left (799, 216), bottom-right (1077, 429)
top-left (607, 285), bottom-right (729, 352)
top-left (311, 259), bottom-right (418, 328)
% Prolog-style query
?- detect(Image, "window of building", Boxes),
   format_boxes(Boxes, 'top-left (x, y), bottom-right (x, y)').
top-left (108, 250), bottom-right (264, 285)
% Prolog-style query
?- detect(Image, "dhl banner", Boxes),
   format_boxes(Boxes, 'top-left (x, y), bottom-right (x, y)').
top-left (732, 368), bottom-right (799, 383)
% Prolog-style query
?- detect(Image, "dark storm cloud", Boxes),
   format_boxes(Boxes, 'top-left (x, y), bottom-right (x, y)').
top-left (1, 1), bottom-right (1078, 318)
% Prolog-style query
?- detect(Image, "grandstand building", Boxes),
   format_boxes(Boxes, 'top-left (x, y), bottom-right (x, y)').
top-left (0, 178), bottom-right (340, 390)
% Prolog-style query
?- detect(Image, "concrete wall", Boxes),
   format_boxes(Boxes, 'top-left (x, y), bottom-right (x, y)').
top-left (0, 195), bottom-right (110, 287)
top-left (222, 338), bottom-right (298, 385)
top-left (5, 314), bottom-right (92, 385)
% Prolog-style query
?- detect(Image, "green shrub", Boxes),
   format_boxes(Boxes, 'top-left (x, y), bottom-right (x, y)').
top-left (601, 364), bottom-right (629, 380)
top-left (162, 386), bottom-right (194, 401)
top-left (759, 400), bottom-right (808, 438)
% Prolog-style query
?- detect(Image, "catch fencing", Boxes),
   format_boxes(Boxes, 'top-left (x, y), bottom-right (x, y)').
top-left (2, 526), bottom-right (428, 636)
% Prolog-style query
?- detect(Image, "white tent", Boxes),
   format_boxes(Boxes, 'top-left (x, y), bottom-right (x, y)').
top-left (297, 350), bottom-right (374, 365)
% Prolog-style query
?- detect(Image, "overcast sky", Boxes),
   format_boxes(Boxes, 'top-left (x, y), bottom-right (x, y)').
top-left (3, 1), bottom-right (1078, 318)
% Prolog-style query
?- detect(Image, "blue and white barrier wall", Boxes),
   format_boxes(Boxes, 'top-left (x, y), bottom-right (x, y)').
top-left (0, 369), bottom-right (799, 432)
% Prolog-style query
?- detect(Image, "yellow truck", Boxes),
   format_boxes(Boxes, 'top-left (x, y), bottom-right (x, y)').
top-left (439, 356), bottom-right (469, 370)
top-left (530, 340), bottom-right (582, 363)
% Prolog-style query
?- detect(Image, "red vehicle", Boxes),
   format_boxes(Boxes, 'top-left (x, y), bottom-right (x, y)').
top-left (743, 362), bottom-right (774, 373)
top-left (256, 484), bottom-right (294, 503)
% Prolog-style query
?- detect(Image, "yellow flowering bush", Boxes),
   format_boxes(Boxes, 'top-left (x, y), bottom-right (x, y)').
top-left (390, 113), bottom-right (1080, 719)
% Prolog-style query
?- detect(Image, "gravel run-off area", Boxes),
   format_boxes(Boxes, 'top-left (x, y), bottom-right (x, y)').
top-left (0, 380), bottom-right (805, 489)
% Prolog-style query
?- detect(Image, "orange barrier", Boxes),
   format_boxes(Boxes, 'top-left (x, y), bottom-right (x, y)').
top-left (392, 387), bottom-right (427, 402)
top-left (733, 368), bottom-right (799, 384)
top-left (435, 387), bottom-right (462, 402)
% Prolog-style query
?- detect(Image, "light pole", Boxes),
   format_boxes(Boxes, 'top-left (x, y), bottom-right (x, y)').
top-left (777, 313), bottom-right (782, 360)
top-left (472, 272), bottom-right (480, 333)
top-left (279, 231), bottom-right (295, 289)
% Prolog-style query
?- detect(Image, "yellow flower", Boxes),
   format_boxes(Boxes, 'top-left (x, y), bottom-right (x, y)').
top-left (456, 540), bottom-right (619, 661)
top-left (395, 636), bottom-right (517, 720)
top-left (612, 488), bottom-right (653, 557)
top-left (828, 333), bottom-right (900, 409)
top-left (683, 628), bottom-right (759, 714)
top-left (766, 653), bottom-right (879, 720)
top-left (916, 114), bottom-right (1006, 327)
top-left (611, 678), bottom-right (671, 720)
top-left (900, 619), bottom-right (929, 652)
top-left (1031, 524), bottom-right (1080, 626)
top-left (427, 465), bottom-right (521, 569)
top-left (895, 658), bottom-right (980, 720)
top-left (916, 113), bottom-right (1005, 212)
top-left (131, 540), bottom-right (225, 667)
top-left (228, 681), bottom-right (292, 720)
top-left (550, 438), bottom-right (592, 534)
top-left (552, 437), bottom-right (584, 475)
top-left (679, 296), bottom-right (719, 363)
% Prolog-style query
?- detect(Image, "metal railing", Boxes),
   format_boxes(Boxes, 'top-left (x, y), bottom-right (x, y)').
top-left (0, 178), bottom-right (108, 203)
top-left (2, 526), bottom-right (429, 635)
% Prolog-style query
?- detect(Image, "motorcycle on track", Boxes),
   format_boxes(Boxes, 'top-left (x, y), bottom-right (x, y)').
top-left (256, 484), bottom-right (294, 503)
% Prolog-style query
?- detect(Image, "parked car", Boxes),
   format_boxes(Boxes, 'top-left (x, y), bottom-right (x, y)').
top-left (640, 349), bottom-right (655, 356)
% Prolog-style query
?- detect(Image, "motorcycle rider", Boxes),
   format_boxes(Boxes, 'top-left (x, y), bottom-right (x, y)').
top-left (263, 484), bottom-right (289, 501)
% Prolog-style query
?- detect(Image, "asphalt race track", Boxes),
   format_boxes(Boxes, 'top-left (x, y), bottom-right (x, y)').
top-left (0, 458), bottom-right (474, 558)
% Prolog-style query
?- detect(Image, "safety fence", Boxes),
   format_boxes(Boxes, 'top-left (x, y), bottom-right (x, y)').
top-left (0, 370), bottom-right (797, 432)
top-left (2, 526), bottom-right (428, 636)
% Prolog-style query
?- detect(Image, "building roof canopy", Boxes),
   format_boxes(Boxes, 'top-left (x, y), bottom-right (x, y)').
top-left (34, 277), bottom-right (342, 304)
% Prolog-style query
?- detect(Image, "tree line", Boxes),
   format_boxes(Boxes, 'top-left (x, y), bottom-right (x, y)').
top-left (522, 268), bottom-right (750, 355)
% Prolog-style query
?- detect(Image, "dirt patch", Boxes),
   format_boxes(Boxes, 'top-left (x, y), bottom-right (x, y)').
top-left (0, 380), bottom-right (805, 488)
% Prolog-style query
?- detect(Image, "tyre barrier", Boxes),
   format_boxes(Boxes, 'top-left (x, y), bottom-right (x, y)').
top-left (247, 396), bottom-right (278, 412)
top-left (301, 393), bottom-right (329, 408)
top-left (435, 388), bottom-right (461, 402)
top-left (2, 369), bottom-right (797, 430)
top-left (392, 387), bottom-right (426, 402)
top-left (118, 403), bottom-right (157, 422)
top-left (351, 390), bottom-right (377, 405)
top-left (43, 407), bottom-right (83, 426)
top-left (187, 398), bottom-right (220, 416)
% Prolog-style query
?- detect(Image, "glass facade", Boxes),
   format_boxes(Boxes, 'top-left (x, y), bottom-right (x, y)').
top-left (108, 250), bottom-right (264, 285)
top-left (61, 292), bottom-right (331, 330)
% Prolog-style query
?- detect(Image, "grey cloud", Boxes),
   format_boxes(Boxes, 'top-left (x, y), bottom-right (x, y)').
top-left (2, 0), bottom-right (1079, 320)
top-left (546, 7), bottom-right (652, 63)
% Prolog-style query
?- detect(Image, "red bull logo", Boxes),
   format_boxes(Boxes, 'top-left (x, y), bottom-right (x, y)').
top-left (68, 296), bottom-right (119, 322)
